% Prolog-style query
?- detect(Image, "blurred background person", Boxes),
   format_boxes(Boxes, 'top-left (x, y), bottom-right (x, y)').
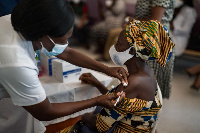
top-left (69, 0), bottom-right (90, 49)
top-left (183, 0), bottom-right (200, 52)
top-left (171, 0), bottom-right (197, 57)
top-left (134, 0), bottom-right (175, 99)
top-left (89, 0), bottom-right (125, 53)
top-left (185, 64), bottom-right (200, 90)
top-left (97, 0), bottom-right (138, 62)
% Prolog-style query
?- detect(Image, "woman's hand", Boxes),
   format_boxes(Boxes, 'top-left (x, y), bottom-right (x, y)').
top-left (96, 92), bottom-right (125, 109)
top-left (106, 67), bottom-right (129, 86)
top-left (79, 73), bottom-right (101, 87)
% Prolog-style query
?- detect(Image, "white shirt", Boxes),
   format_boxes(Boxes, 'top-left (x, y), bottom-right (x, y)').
top-left (0, 15), bottom-right (46, 133)
top-left (172, 5), bottom-right (197, 56)
top-left (0, 15), bottom-right (46, 106)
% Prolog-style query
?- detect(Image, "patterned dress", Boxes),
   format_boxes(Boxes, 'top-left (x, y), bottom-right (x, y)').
top-left (135, 0), bottom-right (176, 98)
top-left (96, 86), bottom-right (162, 133)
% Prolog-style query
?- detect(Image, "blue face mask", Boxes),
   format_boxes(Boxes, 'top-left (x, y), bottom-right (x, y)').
top-left (41, 36), bottom-right (68, 57)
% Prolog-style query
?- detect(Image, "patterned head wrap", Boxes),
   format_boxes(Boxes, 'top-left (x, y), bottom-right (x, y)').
top-left (126, 19), bottom-right (175, 67)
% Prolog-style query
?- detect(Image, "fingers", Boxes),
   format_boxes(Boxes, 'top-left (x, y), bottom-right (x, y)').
top-left (79, 73), bottom-right (92, 80)
top-left (125, 70), bottom-right (129, 76)
top-left (110, 92), bottom-right (125, 106)
top-left (117, 68), bottom-right (129, 85)
top-left (81, 80), bottom-right (88, 84)
top-left (118, 92), bottom-right (125, 103)
top-left (80, 77), bottom-right (89, 84)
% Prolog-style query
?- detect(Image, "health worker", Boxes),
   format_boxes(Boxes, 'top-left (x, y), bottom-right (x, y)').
top-left (0, 0), bottom-right (127, 132)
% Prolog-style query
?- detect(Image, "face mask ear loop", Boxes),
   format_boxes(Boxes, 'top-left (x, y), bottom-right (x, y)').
top-left (40, 41), bottom-right (48, 50)
top-left (47, 36), bottom-right (56, 46)
top-left (40, 42), bottom-right (44, 47)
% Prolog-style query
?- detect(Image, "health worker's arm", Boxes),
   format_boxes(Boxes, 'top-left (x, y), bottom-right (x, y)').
top-left (24, 94), bottom-right (121, 121)
top-left (0, 67), bottom-right (124, 121)
top-left (57, 47), bottom-right (129, 85)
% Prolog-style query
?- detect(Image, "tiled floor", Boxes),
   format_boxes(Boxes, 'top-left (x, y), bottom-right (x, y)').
top-left (157, 56), bottom-right (200, 133)
top-left (72, 45), bottom-right (200, 133)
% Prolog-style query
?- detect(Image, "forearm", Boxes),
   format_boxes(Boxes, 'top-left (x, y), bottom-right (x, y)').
top-left (23, 97), bottom-right (99, 121)
top-left (48, 98), bottom-right (98, 120)
top-left (95, 82), bottom-right (109, 94)
top-left (79, 14), bottom-right (88, 27)
top-left (136, 6), bottom-right (165, 22)
top-left (98, 0), bottom-right (105, 20)
top-left (57, 47), bottom-right (108, 74)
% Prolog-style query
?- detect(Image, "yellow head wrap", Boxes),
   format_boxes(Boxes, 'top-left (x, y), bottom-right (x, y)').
top-left (126, 19), bottom-right (175, 67)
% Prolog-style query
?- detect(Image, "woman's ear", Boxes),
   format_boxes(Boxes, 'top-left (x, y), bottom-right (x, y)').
top-left (129, 47), bottom-right (136, 55)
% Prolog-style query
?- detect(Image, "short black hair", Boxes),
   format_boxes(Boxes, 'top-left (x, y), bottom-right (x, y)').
top-left (11, 0), bottom-right (75, 41)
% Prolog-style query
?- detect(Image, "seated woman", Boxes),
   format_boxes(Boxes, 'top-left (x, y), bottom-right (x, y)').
top-left (71, 19), bottom-right (174, 133)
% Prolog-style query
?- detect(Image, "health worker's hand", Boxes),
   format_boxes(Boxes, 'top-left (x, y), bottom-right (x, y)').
top-left (106, 67), bottom-right (129, 86)
top-left (79, 73), bottom-right (100, 87)
top-left (96, 92), bottom-right (125, 109)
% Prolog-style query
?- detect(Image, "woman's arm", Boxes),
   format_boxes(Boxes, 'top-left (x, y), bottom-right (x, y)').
top-left (98, 0), bottom-right (105, 20)
top-left (125, 6), bottom-right (165, 27)
top-left (82, 113), bottom-right (98, 130)
top-left (79, 73), bottom-right (109, 94)
top-left (57, 47), bottom-right (128, 85)
top-left (77, 5), bottom-right (88, 29)
top-left (124, 6), bottom-right (166, 34)
top-left (95, 82), bottom-right (109, 94)
top-left (137, 6), bottom-right (166, 22)
top-left (77, 13), bottom-right (88, 29)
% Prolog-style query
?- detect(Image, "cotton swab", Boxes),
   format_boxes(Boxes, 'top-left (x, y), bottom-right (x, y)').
top-left (114, 91), bottom-right (123, 106)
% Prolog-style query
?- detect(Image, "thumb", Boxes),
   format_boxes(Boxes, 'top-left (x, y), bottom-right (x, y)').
top-left (80, 76), bottom-right (90, 82)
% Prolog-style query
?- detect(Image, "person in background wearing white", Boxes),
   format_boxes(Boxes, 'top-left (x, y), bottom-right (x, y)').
top-left (171, 0), bottom-right (197, 56)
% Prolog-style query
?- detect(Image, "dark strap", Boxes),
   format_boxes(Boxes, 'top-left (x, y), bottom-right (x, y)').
top-left (68, 120), bottom-right (84, 133)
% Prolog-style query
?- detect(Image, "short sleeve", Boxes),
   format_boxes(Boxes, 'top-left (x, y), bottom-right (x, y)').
top-left (96, 107), bottom-right (126, 132)
top-left (0, 67), bottom-right (46, 106)
top-left (151, 0), bottom-right (171, 8)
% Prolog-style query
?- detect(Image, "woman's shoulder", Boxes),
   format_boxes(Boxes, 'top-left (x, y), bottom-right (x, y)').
top-left (127, 74), bottom-right (153, 89)
top-left (124, 74), bottom-right (157, 99)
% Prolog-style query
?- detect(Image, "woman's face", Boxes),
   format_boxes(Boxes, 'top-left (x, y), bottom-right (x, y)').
top-left (109, 30), bottom-right (135, 66)
top-left (115, 30), bottom-right (130, 52)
